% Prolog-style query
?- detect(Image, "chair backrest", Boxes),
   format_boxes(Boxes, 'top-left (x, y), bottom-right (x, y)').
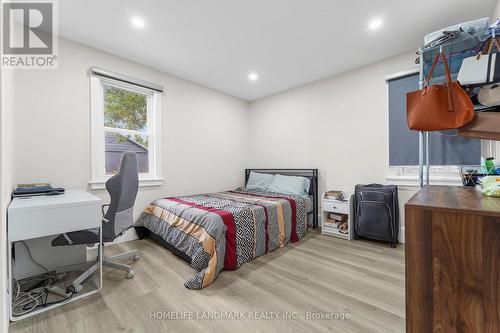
top-left (103, 152), bottom-right (139, 241)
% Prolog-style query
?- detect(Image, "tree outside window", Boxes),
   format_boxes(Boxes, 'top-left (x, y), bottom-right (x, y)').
top-left (103, 85), bottom-right (150, 174)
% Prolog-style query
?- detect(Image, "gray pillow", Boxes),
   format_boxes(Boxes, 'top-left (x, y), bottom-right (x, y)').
top-left (267, 174), bottom-right (310, 196)
top-left (303, 177), bottom-right (311, 195)
top-left (246, 172), bottom-right (274, 191)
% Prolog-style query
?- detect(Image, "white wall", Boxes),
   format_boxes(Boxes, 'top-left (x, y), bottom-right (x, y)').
top-left (1, 0), bottom-right (15, 327)
top-left (0, 60), bottom-right (12, 333)
top-left (249, 51), bottom-right (415, 192)
top-left (6, 37), bottom-right (250, 232)
top-left (492, 0), bottom-right (500, 19)
top-left (248, 52), bottom-right (418, 242)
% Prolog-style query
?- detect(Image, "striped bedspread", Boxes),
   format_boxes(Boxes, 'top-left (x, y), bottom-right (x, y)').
top-left (135, 189), bottom-right (308, 289)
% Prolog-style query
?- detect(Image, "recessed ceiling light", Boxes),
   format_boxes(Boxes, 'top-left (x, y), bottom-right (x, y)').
top-left (131, 16), bottom-right (145, 29)
top-left (368, 18), bottom-right (383, 31)
top-left (248, 72), bottom-right (259, 82)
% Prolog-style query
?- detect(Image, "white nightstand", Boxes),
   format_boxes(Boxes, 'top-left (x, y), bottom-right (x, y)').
top-left (321, 193), bottom-right (353, 240)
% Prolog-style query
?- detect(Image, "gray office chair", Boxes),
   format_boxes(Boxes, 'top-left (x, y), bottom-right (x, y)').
top-left (51, 152), bottom-right (140, 292)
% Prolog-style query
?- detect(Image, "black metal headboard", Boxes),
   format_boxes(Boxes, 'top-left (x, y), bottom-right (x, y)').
top-left (244, 169), bottom-right (319, 228)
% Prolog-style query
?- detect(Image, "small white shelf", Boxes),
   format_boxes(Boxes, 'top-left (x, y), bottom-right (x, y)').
top-left (323, 226), bottom-right (350, 239)
top-left (321, 193), bottom-right (353, 240)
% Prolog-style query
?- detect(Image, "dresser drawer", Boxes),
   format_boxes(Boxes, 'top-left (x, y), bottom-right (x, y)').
top-left (322, 200), bottom-right (349, 214)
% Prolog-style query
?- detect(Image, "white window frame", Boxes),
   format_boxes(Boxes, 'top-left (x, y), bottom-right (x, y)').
top-left (89, 74), bottom-right (163, 189)
top-left (385, 69), bottom-right (499, 187)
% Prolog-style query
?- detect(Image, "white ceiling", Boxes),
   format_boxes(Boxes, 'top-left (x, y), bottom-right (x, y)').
top-left (59, 0), bottom-right (496, 101)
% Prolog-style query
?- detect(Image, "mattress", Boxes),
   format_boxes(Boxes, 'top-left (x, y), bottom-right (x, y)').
top-left (135, 189), bottom-right (308, 289)
top-left (304, 195), bottom-right (313, 213)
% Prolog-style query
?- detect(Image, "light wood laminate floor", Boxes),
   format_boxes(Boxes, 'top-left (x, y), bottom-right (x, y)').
top-left (10, 231), bottom-right (405, 333)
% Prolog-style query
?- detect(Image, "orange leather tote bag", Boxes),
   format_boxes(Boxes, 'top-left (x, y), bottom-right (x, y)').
top-left (406, 51), bottom-right (474, 131)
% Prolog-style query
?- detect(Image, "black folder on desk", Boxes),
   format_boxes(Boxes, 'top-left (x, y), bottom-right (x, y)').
top-left (12, 184), bottom-right (65, 198)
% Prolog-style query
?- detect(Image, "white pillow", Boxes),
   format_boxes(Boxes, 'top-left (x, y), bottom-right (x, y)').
top-left (267, 174), bottom-right (310, 196)
top-left (246, 172), bottom-right (274, 191)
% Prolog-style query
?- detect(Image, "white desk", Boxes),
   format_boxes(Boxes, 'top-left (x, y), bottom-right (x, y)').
top-left (7, 189), bottom-right (103, 321)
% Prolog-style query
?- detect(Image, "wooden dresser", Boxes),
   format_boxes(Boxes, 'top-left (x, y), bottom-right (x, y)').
top-left (405, 186), bottom-right (499, 333)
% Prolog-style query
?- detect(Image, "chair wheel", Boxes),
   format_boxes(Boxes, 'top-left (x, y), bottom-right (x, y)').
top-left (132, 254), bottom-right (140, 261)
top-left (126, 270), bottom-right (134, 279)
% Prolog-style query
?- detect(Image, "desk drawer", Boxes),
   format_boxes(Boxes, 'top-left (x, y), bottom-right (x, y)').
top-left (322, 201), bottom-right (349, 214)
top-left (8, 203), bottom-right (101, 242)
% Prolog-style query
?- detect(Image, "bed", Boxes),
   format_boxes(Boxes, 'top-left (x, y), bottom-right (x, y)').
top-left (135, 169), bottom-right (318, 289)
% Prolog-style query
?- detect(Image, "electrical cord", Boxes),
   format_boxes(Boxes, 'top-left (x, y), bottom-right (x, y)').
top-left (12, 241), bottom-right (80, 316)
top-left (12, 275), bottom-right (53, 316)
top-left (42, 286), bottom-right (75, 307)
top-left (12, 274), bottom-right (75, 316)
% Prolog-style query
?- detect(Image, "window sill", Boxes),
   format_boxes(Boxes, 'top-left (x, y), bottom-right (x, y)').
top-left (386, 166), bottom-right (464, 187)
top-left (385, 175), bottom-right (463, 187)
top-left (89, 177), bottom-right (164, 190)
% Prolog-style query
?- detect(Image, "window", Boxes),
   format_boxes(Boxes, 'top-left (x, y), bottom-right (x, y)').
top-left (386, 70), bottom-right (497, 186)
top-left (90, 68), bottom-right (163, 189)
top-left (104, 85), bottom-right (150, 174)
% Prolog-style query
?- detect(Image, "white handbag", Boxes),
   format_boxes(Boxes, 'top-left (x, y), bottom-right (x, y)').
top-left (478, 84), bottom-right (500, 107)
top-left (458, 37), bottom-right (500, 85)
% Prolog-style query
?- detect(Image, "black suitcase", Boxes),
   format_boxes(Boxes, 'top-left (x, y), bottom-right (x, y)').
top-left (353, 184), bottom-right (399, 247)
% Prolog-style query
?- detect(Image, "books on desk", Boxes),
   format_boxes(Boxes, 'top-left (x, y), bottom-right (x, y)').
top-left (12, 183), bottom-right (65, 198)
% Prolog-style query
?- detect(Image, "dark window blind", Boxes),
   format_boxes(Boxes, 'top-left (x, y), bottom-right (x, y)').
top-left (388, 72), bottom-right (480, 166)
